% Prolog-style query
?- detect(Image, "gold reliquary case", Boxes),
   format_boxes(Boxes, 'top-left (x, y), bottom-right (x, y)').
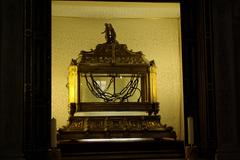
top-left (58, 23), bottom-right (176, 140)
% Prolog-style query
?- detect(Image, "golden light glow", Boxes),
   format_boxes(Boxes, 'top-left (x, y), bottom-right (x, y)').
top-left (150, 61), bottom-right (157, 102)
top-left (68, 64), bottom-right (78, 104)
top-left (52, 2), bottom-right (184, 140)
top-left (52, 1), bottom-right (180, 19)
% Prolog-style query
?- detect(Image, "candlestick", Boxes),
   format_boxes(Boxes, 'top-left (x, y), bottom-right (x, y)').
top-left (187, 116), bottom-right (194, 145)
top-left (51, 118), bottom-right (57, 148)
top-left (185, 145), bottom-right (198, 160)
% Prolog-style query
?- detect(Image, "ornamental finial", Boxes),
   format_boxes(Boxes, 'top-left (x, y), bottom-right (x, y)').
top-left (101, 23), bottom-right (116, 43)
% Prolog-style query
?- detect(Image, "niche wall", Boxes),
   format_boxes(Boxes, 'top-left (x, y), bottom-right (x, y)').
top-left (52, 1), bottom-right (184, 140)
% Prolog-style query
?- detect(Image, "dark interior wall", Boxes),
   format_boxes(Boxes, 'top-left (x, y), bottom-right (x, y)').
top-left (0, 0), bottom-right (24, 159)
top-left (0, 0), bottom-right (51, 159)
top-left (181, 1), bottom-right (240, 159)
top-left (212, 0), bottom-right (240, 159)
top-left (181, 0), bottom-right (217, 158)
top-left (233, 1), bottom-right (240, 148)
top-left (23, 0), bottom-right (52, 159)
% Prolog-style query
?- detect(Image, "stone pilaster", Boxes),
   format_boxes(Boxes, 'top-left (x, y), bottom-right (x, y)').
top-left (0, 0), bottom-right (25, 159)
top-left (212, 0), bottom-right (240, 159)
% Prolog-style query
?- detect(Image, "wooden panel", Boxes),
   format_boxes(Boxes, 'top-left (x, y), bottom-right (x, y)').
top-left (77, 102), bottom-right (158, 114)
top-left (59, 139), bottom-right (184, 160)
top-left (79, 65), bottom-right (148, 74)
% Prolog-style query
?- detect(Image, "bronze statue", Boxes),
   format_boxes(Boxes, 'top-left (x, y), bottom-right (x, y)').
top-left (102, 23), bottom-right (116, 43)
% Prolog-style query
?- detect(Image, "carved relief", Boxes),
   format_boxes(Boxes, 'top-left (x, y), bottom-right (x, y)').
top-left (69, 119), bottom-right (84, 130)
top-left (107, 117), bottom-right (125, 131)
top-left (126, 117), bottom-right (143, 131)
top-left (59, 116), bottom-right (176, 140)
top-left (88, 118), bottom-right (106, 131)
top-left (80, 43), bottom-right (146, 65)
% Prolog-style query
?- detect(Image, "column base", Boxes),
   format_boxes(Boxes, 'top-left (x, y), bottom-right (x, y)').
top-left (185, 145), bottom-right (198, 160)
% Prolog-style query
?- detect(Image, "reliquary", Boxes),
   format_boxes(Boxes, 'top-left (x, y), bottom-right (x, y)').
top-left (58, 23), bottom-right (176, 141)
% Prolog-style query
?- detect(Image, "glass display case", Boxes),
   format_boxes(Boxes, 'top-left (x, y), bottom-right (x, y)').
top-left (58, 24), bottom-right (176, 140)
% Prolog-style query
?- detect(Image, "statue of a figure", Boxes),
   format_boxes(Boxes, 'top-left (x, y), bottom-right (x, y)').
top-left (102, 23), bottom-right (116, 43)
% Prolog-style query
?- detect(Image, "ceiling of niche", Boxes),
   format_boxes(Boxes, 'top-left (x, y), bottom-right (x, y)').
top-left (52, 1), bottom-right (180, 18)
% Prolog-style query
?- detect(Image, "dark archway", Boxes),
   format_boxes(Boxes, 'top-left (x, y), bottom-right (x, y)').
top-left (23, 0), bottom-right (216, 158)
top-left (6, 0), bottom-right (240, 159)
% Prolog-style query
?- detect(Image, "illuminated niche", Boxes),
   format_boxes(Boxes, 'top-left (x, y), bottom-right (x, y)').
top-left (57, 23), bottom-right (177, 141)
top-left (52, 1), bottom-right (184, 140)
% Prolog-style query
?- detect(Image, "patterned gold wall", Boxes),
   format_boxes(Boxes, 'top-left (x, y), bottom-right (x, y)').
top-left (52, 17), bottom-right (184, 140)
